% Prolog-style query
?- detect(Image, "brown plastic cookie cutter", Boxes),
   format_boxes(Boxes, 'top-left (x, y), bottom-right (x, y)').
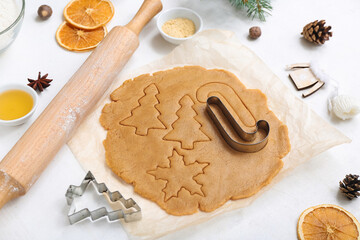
top-left (206, 96), bottom-right (270, 153)
top-left (65, 171), bottom-right (141, 224)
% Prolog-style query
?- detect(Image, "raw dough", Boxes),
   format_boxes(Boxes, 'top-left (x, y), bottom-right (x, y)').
top-left (100, 66), bottom-right (291, 215)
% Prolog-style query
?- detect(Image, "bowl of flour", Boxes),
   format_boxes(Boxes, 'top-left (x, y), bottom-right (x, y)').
top-left (0, 0), bottom-right (24, 52)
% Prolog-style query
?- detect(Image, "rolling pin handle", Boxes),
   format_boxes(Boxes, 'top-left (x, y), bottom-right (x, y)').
top-left (126, 0), bottom-right (163, 35)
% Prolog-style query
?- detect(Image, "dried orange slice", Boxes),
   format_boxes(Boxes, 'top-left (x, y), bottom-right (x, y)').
top-left (64, 0), bottom-right (114, 30)
top-left (56, 22), bottom-right (107, 52)
top-left (297, 204), bottom-right (360, 240)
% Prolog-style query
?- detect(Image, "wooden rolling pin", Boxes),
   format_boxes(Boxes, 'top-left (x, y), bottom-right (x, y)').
top-left (0, 0), bottom-right (162, 209)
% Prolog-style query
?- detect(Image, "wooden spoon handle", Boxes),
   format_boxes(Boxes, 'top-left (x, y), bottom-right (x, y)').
top-left (126, 0), bottom-right (163, 35)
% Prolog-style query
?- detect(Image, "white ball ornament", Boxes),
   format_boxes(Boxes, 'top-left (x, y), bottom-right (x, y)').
top-left (330, 95), bottom-right (360, 120)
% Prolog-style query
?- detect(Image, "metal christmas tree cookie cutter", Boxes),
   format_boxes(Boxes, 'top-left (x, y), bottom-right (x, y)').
top-left (206, 96), bottom-right (270, 153)
top-left (65, 171), bottom-right (141, 224)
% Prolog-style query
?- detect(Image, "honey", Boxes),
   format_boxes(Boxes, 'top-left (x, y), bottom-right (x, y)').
top-left (0, 89), bottom-right (34, 120)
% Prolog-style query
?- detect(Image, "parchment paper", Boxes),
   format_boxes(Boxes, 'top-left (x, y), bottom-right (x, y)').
top-left (68, 30), bottom-right (351, 239)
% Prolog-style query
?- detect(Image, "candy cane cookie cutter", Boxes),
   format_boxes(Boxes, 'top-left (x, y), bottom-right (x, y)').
top-left (206, 96), bottom-right (270, 153)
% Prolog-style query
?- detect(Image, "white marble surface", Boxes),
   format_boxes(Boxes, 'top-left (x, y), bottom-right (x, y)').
top-left (0, 0), bottom-right (359, 239)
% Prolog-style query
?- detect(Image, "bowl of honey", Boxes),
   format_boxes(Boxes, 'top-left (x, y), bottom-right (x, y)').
top-left (0, 84), bottom-right (38, 126)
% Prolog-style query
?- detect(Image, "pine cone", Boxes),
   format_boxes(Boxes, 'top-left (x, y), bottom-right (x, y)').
top-left (301, 20), bottom-right (332, 44)
top-left (339, 174), bottom-right (360, 200)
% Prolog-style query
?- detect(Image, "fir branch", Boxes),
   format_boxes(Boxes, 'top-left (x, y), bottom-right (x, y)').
top-left (229, 0), bottom-right (272, 21)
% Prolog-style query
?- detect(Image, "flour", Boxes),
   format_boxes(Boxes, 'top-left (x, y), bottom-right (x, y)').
top-left (0, 169), bottom-right (21, 196)
top-left (0, 0), bottom-right (19, 32)
top-left (0, 0), bottom-right (20, 50)
top-left (0, 170), bottom-right (10, 191)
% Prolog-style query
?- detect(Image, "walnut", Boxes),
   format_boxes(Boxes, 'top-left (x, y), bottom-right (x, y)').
top-left (249, 26), bottom-right (261, 39)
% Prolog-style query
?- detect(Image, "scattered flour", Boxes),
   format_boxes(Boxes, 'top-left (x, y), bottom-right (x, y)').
top-left (0, 0), bottom-right (20, 50)
top-left (0, 170), bottom-right (10, 191)
top-left (58, 99), bottom-right (88, 139)
top-left (0, 169), bottom-right (20, 194)
top-left (27, 174), bottom-right (38, 189)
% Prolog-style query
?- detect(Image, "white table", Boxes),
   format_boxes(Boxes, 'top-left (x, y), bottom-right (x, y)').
top-left (1, 0), bottom-right (359, 239)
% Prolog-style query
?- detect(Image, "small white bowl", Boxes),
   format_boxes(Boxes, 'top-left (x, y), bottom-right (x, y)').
top-left (0, 84), bottom-right (38, 126)
top-left (157, 7), bottom-right (203, 45)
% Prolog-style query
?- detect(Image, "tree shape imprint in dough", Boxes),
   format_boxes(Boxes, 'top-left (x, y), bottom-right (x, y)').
top-left (163, 95), bottom-right (210, 149)
top-left (148, 149), bottom-right (209, 201)
top-left (120, 83), bottom-right (165, 136)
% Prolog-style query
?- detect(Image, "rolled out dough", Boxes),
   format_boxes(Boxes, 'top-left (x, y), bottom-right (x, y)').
top-left (100, 66), bottom-right (291, 215)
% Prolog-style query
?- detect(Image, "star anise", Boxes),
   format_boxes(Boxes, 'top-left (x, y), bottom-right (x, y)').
top-left (27, 72), bottom-right (53, 92)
